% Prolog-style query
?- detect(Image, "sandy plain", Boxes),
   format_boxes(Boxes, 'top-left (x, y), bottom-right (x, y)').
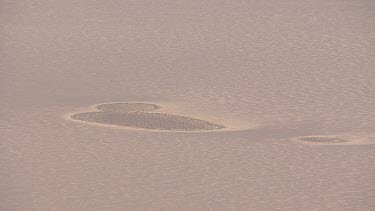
top-left (1, 0), bottom-right (375, 210)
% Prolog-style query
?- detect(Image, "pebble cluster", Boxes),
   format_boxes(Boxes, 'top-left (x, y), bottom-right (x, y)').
top-left (71, 103), bottom-right (225, 131)
top-left (297, 136), bottom-right (349, 144)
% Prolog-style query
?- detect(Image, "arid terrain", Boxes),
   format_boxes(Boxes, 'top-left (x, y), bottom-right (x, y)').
top-left (1, 0), bottom-right (375, 210)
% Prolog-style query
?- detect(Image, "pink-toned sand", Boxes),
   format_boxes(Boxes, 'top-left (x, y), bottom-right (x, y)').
top-left (1, 0), bottom-right (374, 210)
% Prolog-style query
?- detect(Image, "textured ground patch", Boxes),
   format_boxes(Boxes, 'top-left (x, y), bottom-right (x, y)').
top-left (96, 103), bottom-right (160, 113)
top-left (296, 136), bottom-right (350, 144)
top-left (71, 103), bottom-right (225, 131)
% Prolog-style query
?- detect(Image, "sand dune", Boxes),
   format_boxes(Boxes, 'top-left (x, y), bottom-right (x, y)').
top-left (1, 0), bottom-right (374, 210)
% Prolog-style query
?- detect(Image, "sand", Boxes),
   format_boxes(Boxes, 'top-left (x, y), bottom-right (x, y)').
top-left (71, 103), bottom-right (225, 131)
top-left (1, 0), bottom-right (375, 210)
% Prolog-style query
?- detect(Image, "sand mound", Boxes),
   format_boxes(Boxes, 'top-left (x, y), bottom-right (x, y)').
top-left (297, 136), bottom-right (349, 144)
top-left (71, 103), bottom-right (225, 131)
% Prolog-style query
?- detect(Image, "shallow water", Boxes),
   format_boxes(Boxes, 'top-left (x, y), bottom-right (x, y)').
top-left (1, 0), bottom-right (375, 210)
